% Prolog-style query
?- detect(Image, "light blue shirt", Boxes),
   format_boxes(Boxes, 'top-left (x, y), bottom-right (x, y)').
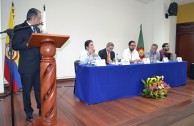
top-left (79, 50), bottom-right (101, 65)
top-left (145, 50), bottom-right (160, 62)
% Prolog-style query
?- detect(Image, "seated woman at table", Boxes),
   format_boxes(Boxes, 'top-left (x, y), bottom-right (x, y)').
top-left (79, 40), bottom-right (101, 65)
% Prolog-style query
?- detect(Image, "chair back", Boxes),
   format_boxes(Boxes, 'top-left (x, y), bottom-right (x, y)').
top-left (74, 60), bottom-right (80, 73)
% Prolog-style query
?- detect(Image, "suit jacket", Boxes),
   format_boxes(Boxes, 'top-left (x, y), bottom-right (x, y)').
top-left (12, 21), bottom-right (41, 74)
top-left (98, 48), bottom-right (115, 63)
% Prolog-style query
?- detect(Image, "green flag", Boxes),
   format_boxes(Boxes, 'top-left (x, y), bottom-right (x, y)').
top-left (137, 24), bottom-right (144, 59)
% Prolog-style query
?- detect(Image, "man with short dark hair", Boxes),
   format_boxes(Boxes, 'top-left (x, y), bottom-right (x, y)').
top-left (79, 40), bottom-right (101, 64)
top-left (12, 8), bottom-right (41, 122)
top-left (98, 42), bottom-right (115, 64)
top-left (122, 41), bottom-right (141, 63)
top-left (159, 43), bottom-right (172, 61)
top-left (145, 44), bottom-right (160, 62)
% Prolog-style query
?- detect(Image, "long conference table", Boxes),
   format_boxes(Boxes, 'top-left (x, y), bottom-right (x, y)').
top-left (75, 61), bottom-right (187, 104)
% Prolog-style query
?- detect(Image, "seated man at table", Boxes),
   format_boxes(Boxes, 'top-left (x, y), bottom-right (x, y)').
top-left (79, 40), bottom-right (101, 65)
top-left (145, 44), bottom-right (160, 62)
top-left (98, 42), bottom-right (115, 64)
top-left (159, 43), bottom-right (173, 61)
top-left (122, 40), bottom-right (141, 63)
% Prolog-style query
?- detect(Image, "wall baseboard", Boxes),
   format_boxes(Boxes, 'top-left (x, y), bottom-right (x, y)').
top-left (57, 78), bottom-right (75, 83)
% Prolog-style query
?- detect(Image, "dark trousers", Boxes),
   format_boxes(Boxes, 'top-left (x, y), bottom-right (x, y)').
top-left (20, 72), bottom-right (41, 115)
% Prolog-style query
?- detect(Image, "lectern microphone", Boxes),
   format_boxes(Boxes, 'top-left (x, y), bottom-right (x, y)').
top-left (34, 22), bottom-right (43, 26)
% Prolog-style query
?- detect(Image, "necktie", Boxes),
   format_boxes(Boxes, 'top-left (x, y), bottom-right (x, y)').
top-left (107, 52), bottom-right (111, 63)
top-left (33, 26), bottom-right (36, 33)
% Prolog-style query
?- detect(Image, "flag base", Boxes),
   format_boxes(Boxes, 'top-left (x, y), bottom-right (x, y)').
top-left (0, 95), bottom-right (12, 126)
top-left (0, 84), bottom-right (11, 99)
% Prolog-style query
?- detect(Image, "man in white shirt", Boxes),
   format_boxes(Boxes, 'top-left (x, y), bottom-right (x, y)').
top-left (79, 40), bottom-right (101, 65)
top-left (122, 40), bottom-right (141, 63)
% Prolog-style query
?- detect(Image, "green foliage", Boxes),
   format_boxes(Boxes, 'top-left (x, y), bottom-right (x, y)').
top-left (141, 76), bottom-right (170, 99)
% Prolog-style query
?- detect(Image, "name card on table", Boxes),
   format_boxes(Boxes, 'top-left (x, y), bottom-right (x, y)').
top-left (121, 59), bottom-right (130, 65)
top-left (177, 57), bottom-right (182, 62)
top-left (162, 57), bottom-right (169, 62)
top-left (143, 58), bottom-right (150, 64)
top-left (95, 59), bottom-right (106, 66)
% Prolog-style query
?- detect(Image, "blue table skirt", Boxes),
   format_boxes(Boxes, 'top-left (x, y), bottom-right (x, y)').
top-left (75, 61), bottom-right (187, 104)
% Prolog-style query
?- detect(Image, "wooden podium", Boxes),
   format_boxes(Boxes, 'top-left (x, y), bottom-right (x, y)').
top-left (28, 33), bottom-right (70, 126)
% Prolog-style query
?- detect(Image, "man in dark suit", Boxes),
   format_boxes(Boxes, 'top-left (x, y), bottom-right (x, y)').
top-left (12, 8), bottom-right (41, 122)
top-left (98, 42), bottom-right (115, 64)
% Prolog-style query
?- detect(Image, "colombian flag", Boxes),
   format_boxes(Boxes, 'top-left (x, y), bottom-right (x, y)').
top-left (4, 2), bottom-right (22, 93)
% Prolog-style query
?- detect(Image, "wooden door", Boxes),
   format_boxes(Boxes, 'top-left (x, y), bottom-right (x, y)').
top-left (176, 22), bottom-right (194, 75)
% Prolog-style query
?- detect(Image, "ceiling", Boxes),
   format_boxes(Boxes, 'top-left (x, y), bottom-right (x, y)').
top-left (137, 0), bottom-right (194, 5)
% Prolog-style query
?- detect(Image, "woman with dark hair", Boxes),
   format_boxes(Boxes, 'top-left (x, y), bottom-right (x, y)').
top-left (79, 40), bottom-right (100, 64)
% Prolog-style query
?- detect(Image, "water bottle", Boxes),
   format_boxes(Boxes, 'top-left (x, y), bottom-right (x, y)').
top-left (173, 53), bottom-right (177, 61)
top-left (115, 53), bottom-right (119, 65)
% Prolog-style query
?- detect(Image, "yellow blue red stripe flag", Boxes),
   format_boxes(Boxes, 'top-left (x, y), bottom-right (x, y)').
top-left (4, 2), bottom-right (22, 93)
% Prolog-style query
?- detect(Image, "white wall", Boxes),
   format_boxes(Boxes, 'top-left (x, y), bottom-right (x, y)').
top-left (0, 0), bottom-right (4, 93)
top-left (1, 0), bottom-right (177, 79)
top-left (144, 0), bottom-right (170, 50)
top-left (143, 0), bottom-right (176, 55)
top-left (169, 0), bottom-right (177, 54)
top-left (1, 0), bottom-right (145, 79)
top-left (143, 1), bottom-right (154, 51)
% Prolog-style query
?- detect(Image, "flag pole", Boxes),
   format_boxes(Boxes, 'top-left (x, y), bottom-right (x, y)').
top-left (9, 2), bottom-right (15, 126)
top-left (9, 30), bottom-right (15, 126)
top-left (42, 4), bottom-right (47, 33)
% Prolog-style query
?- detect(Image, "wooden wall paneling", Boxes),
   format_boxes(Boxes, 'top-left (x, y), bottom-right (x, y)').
top-left (176, 22), bottom-right (194, 75)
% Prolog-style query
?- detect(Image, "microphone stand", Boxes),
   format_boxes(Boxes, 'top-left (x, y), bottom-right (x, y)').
top-left (0, 22), bottom-right (43, 126)
top-left (0, 29), bottom-right (15, 126)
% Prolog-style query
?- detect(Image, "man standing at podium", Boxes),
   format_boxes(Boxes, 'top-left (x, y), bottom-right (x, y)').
top-left (12, 8), bottom-right (41, 122)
